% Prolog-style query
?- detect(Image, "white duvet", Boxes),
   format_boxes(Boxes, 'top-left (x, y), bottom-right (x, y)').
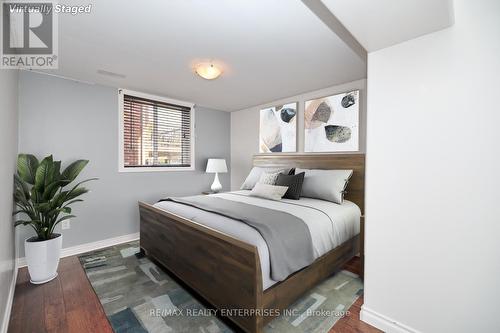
top-left (154, 190), bottom-right (361, 289)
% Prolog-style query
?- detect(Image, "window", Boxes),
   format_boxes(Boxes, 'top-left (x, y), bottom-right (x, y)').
top-left (118, 89), bottom-right (195, 172)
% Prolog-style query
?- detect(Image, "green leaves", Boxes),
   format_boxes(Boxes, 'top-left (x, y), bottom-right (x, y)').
top-left (14, 174), bottom-right (30, 201)
top-left (34, 155), bottom-right (61, 192)
top-left (65, 187), bottom-right (89, 201)
top-left (63, 199), bottom-right (83, 207)
top-left (15, 219), bottom-right (40, 227)
top-left (13, 154), bottom-right (97, 241)
top-left (61, 160), bottom-right (89, 186)
top-left (55, 215), bottom-right (75, 225)
top-left (17, 154), bottom-right (39, 185)
top-left (42, 180), bottom-right (64, 201)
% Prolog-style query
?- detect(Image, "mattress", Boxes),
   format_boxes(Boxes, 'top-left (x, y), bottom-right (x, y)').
top-left (154, 190), bottom-right (361, 289)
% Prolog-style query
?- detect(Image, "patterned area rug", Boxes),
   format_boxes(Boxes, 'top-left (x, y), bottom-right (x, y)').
top-left (78, 241), bottom-right (363, 333)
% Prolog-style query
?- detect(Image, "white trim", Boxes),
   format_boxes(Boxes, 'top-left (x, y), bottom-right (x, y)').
top-left (118, 88), bottom-right (125, 172)
top-left (119, 89), bottom-right (194, 108)
top-left (360, 305), bottom-right (421, 333)
top-left (1, 261), bottom-right (18, 333)
top-left (118, 166), bottom-right (195, 173)
top-left (117, 88), bottom-right (196, 173)
top-left (17, 232), bottom-right (140, 268)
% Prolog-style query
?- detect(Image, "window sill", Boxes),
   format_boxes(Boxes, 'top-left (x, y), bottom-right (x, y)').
top-left (118, 166), bottom-right (195, 173)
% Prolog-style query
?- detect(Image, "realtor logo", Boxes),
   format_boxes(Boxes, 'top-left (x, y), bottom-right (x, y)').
top-left (1, 1), bottom-right (58, 68)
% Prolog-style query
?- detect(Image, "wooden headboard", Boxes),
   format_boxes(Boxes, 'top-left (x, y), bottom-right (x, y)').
top-left (253, 153), bottom-right (365, 213)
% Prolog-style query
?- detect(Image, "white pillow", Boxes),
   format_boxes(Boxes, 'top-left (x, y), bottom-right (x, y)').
top-left (257, 171), bottom-right (281, 185)
top-left (240, 167), bottom-right (292, 190)
top-left (296, 168), bottom-right (353, 204)
top-left (249, 183), bottom-right (289, 201)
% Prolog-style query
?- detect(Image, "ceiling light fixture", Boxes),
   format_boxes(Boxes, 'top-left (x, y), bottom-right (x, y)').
top-left (195, 63), bottom-right (222, 80)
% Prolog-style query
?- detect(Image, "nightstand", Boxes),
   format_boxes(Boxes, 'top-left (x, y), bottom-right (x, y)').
top-left (202, 191), bottom-right (217, 195)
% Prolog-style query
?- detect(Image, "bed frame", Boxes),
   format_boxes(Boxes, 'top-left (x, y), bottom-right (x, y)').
top-left (139, 153), bottom-right (365, 333)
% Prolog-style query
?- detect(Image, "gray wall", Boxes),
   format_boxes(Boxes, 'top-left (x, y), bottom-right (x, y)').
top-left (230, 79), bottom-right (366, 189)
top-left (18, 71), bottom-right (231, 256)
top-left (0, 70), bottom-right (18, 330)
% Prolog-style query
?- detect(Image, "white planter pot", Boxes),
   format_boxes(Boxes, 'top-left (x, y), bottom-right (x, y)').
top-left (25, 234), bottom-right (62, 284)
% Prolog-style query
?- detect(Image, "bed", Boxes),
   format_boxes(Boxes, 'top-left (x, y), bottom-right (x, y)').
top-left (139, 153), bottom-right (365, 333)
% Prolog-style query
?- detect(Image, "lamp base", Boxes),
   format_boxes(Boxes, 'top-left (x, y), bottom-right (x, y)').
top-left (211, 172), bottom-right (222, 193)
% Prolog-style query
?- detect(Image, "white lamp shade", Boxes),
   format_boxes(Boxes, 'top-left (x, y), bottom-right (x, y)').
top-left (206, 159), bottom-right (227, 173)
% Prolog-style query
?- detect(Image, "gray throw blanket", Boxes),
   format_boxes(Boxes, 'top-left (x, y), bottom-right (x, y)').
top-left (160, 195), bottom-right (315, 281)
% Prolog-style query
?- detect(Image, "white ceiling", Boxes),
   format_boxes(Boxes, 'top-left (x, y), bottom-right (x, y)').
top-left (44, 0), bottom-right (367, 111)
top-left (322, 0), bottom-right (454, 51)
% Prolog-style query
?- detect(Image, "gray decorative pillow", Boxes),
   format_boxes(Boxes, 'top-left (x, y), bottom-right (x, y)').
top-left (275, 172), bottom-right (305, 200)
top-left (296, 168), bottom-right (353, 204)
top-left (240, 167), bottom-right (293, 190)
top-left (249, 183), bottom-right (289, 201)
top-left (258, 171), bottom-right (281, 185)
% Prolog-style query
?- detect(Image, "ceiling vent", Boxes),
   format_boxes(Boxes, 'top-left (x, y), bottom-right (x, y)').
top-left (97, 69), bottom-right (126, 79)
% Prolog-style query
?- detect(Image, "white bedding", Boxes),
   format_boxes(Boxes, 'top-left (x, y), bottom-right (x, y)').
top-left (154, 190), bottom-right (361, 289)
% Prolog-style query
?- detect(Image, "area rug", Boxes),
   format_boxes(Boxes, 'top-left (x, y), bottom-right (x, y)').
top-left (78, 241), bottom-right (363, 333)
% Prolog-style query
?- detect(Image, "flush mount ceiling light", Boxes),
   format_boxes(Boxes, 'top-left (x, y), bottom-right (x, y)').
top-left (195, 63), bottom-right (222, 80)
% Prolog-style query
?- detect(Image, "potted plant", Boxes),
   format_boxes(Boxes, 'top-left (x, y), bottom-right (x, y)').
top-left (13, 154), bottom-right (96, 284)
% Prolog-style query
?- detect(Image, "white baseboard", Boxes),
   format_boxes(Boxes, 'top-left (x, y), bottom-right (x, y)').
top-left (17, 232), bottom-right (140, 268)
top-left (1, 260), bottom-right (18, 333)
top-left (360, 305), bottom-right (421, 333)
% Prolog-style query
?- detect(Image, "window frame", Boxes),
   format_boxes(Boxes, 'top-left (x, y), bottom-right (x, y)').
top-left (118, 89), bottom-right (195, 172)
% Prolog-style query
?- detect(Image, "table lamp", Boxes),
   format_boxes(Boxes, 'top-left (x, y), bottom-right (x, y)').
top-left (206, 159), bottom-right (227, 193)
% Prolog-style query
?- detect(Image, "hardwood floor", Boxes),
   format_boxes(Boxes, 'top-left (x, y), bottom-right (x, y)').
top-left (8, 256), bottom-right (113, 333)
top-left (327, 257), bottom-right (382, 333)
top-left (8, 255), bottom-right (380, 333)
top-left (343, 255), bottom-right (362, 276)
top-left (328, 297), bottom-right (382, 333)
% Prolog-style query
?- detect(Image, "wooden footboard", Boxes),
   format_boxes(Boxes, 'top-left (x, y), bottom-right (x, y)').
top-left (140, 201), bottom-right (360, 333)
top-left (139, 201), bottom-right (264, 332)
